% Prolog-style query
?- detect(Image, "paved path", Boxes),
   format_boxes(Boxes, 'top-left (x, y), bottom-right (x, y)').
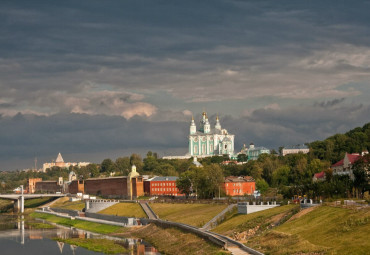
top-left (139, 202), bottom-right (158, 219)
top-left (202, 203), bottom-right (237, 230)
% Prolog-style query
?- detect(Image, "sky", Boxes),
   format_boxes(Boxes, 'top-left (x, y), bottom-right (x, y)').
top-left (1, 0), bottom-right (370, 170)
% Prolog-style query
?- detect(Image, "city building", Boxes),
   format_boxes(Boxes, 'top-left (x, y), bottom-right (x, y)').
top-left (68, 165), bottom-right (144, 199)
top-left (222, 176), bottom-right (256, 196)
top-left (35, 180), bottom-right (62, 193)
top-left (189, 112), bottom-right (235, 157)
top-left (312, 171), bottom-right (326, 182)
top-left (27, 178), bottom-right (42, 194)
top-left (42, 153), bottom-right (90, 172)
top-left (331, 153), bottom-right (363, 180)
top-left (144, 176), bottom-right (182, 196)
top-left (240, 143), bottom-right (270, 161)
top-left (281, 144), bottom-right (309, 156)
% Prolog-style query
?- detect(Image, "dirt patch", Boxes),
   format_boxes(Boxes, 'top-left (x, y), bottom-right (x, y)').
top-left (287, 206), bottom-right (318, 222)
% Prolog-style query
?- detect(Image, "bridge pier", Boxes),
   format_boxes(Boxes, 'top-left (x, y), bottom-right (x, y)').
top-left (13, 185), bottom-right (25, 213)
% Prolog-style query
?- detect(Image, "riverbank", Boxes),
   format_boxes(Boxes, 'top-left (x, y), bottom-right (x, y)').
top-left (31, 212), bottom-right (229, 254)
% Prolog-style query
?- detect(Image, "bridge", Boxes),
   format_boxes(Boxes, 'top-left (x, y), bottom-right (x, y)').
top-left (0, 186), bottom-right (66, 213)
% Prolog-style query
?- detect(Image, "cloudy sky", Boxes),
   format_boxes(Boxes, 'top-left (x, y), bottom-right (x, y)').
top-left (1, 0), bottom-right (370, 170)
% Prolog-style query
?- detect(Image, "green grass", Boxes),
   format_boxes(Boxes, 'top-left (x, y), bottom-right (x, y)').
top-left (54, 238), bottom-right (129, 254)
top-left (0, 199), bottom-right (13, 212)
top-left (50, 197), bottom-right (85, 210)
top-left (30, 212), bottom-right (122, 234)
top-left (267, 205), bottom-right (370, 255)
top-left (150, 203), bottom-right (228, 227)
top-left (27, 222), bottom-right (55, 229)
top-left (212, 204), bottom-right (299, 235)
top-left (99, 203), bottom-right (147, 218)
top-left (24, 197), bottom-right (56, 208)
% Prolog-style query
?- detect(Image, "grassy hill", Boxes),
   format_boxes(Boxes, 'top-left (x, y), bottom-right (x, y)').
top-left (150, 203), bottom-right (228, 227)
top-left (99, 202), bottom-right (147, 218)
top-left (215, 204), bottom-right (369, 254)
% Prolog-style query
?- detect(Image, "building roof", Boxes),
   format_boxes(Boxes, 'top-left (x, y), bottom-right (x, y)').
top-left (332, 153), bottom-right (361, 167)
top-left (313, 171), bottom-right (325, 179)
top-left (149, 176), bottom-right (178, 181)
top-left (55, 153), bottom-right (64, 163)
top-left (283, 144), bottom-right (309, 150)
top-left (248, 146), bottom-right (270, 151)
top-left (224, 176), bottom-right (255, 182)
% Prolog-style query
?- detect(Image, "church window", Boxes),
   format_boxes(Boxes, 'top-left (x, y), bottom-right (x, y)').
top-left (194, 145), bottom-right (198, 154)
top-left (225, 145), bottom-right (227, 149)
top-left (202, 144), bottom-right (206, 154)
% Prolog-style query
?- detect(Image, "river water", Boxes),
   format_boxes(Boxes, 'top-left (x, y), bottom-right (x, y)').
top-left (0, 214), bottom-right (160, 255)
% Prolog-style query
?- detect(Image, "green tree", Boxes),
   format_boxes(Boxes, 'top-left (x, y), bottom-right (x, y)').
top-left (272, 165), bottom-right (290, 187)
top-left (87, 164), bottom-right (99, 177)
top-left (353, 154), bottom-right (370, 198)
top-left (130, 153), bottom-right (143, 172)
top-left (237, 153), bottom-right (248, 162)
top-left (115, 157), bottom-right (130, 175)
top-left (176, 171), bottom-right (193, 198)
top-left (100, 158), bottom-right (116, 174)
top-left (256, 179), bottom-right (269, 195)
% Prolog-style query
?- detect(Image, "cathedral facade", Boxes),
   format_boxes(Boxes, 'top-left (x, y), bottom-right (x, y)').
top-left (189, 112), bottom-right (235, 157)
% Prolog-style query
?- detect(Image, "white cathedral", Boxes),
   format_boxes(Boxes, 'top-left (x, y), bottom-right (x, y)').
top-left (188, 112), bottom-right (235, 157)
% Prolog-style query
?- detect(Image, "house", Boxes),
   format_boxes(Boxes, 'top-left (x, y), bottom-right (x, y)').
top-left (312, 171), bottom-right (326, 182)
top-left (27, 178), bottom-right (42, 194)
top-left (240, 143), bottom-right (270, 161)
top-left (144, 176), bottom-right (182, 197)
top-left (281, 144), bottom-right (309, 156)
top-left (331, 153), bottom-right (362, 180)
top-left (222, 176), bottom-right (256, 196)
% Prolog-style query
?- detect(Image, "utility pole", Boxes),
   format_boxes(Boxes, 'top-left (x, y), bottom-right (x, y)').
top-left (34, 157), bottom-right (37, 170)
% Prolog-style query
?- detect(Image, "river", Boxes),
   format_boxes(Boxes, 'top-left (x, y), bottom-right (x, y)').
top-left (0, 214), bottom-right (160, 255)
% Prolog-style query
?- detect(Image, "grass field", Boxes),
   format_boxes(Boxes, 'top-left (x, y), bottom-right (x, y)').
top-left (53, 238), bottom-right (128, 254)
top-left (99, 203), bottom-right (147, 218)
top-left (150, 203), bottom-right (228, 227)
top-left (31, 212), bottom-right (122, 234)
top-left (50, 197), bottom-right (85, 210)
top-left (213, 204), bottom-right (299, 236)
top-left (248, 205), bottom-right (370, 255)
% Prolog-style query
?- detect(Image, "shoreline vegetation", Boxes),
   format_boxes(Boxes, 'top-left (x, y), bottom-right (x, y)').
top-left (53, 237), bottom-right (129, 254)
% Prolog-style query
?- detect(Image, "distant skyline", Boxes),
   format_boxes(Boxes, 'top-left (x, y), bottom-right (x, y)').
top-left (1, 1), bottom-right (370, 170)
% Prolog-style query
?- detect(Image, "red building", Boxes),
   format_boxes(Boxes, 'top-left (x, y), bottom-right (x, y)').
top-left (222, 176), bottom-right (255, 196)
top-left (144, 176), bottom-right (183, 196)
top-left (27, 178), bottom-right (42, 194)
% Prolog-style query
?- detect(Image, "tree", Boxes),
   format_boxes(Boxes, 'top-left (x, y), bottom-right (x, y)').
top-left (100, 158), bottom-right (116, 174)
top-left (130, 153), bottom-right (143, 172)
top-left (256, 179), bottom-right (269, 195)
top-left (272, 165), bottom-right (290, 187)
top-left (87, 164), bottom-right (99, 177)
top-left (237, 153), bottom-right (248, 162)
top-left (115, 157), bottom-right (130, 175)
top-left (353, 154), bottom-right (370, 198)
top-left (154, 163), bottom-right (178, 176)
top-left (176, 171), bottom-right (193, 198)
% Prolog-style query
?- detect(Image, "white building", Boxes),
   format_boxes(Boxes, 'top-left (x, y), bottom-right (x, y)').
top-left (42, 153), bottom-right (90, 172)
top-left (189, 112), bottom-right (235, 157)
top-left (281, 144), bottom-right (309, 156)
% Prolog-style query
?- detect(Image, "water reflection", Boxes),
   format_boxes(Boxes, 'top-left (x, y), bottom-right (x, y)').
top-left (0, 215), bottom-right (160, 255)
